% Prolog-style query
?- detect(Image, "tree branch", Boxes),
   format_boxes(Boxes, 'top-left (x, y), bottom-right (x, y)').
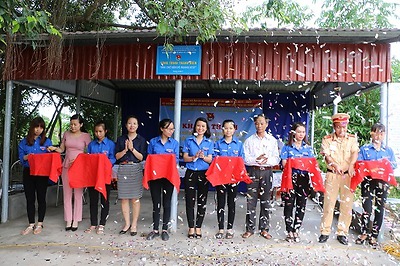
top-left (133, 0), bottom-right (159, 24)
top-left (83, 0), bottom-right (109, 21)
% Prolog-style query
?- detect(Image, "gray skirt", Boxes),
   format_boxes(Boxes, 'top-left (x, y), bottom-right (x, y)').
top-left (117, 163), bottom-right (143, 199)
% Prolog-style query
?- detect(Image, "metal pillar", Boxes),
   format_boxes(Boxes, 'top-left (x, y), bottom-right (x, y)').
top-left (378, 83), bottom-right (388, 242)
top-left (1, 81), bottom-right (13, 223)
top-left (170, 80), bottom-right (182, 232)
top-left (310, 110), bottom-right (315, 149)
top-left (380, 83), bottom-right (388, 145)
top-left (75, 80), bottom-right (81, 114)
top-left (113, 105), bottom-right (119, 141)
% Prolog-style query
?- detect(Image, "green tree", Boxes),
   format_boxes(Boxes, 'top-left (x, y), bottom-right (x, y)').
top-left (316, 0), bottom-right (399, 29)
top-left (241, 0), bottom-right (313, 28)
top-left (0, 0), bottom-right (60, 50)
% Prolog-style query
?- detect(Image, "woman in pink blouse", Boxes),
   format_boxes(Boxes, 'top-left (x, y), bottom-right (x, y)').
top-left (49, 114), bottom-right (91, 231)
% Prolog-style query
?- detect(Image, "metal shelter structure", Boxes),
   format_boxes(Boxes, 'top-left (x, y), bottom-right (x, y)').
top-left (2, 27), bottom-right (400, 224)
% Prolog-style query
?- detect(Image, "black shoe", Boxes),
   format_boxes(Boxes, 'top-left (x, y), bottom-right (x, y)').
top-left (318, 234), bottom-right (329, 243)
top-left (119, 226), bottom-right (131, 235)
top-left (65, 222), bottom-right (73, 231)
top-left (337, 235), bottom-right (348, 245)
top-left (130, 231), bottom-right (137, 236)
top-left (71, 227), bottom-right (78, 232)
top-left (161, 231), bottom-right (169, 241)
top-left (146, 231), bottom-right (160, 240)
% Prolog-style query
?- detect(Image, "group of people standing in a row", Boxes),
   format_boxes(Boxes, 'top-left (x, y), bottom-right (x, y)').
top-left (18, 112), bottom-right (397, 248)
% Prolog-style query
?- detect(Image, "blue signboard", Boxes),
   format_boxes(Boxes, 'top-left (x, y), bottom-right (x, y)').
top-left (156, 45), bottom-right (202, 75)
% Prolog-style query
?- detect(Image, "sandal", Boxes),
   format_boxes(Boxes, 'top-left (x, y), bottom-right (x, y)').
top-left (226, 230), bottom-right (234, 239)
top-left (33, 224), bottom-right (43, 235)
top-left (195, 228), bottom-right (202, 239)
top-left (260, 230), bottom-right (272, 239)
top-left (188, 228), bottom-right (195, 239)
top-left (355, 234), bottom-right (369, 245)
top-left (285, 232), bottom-right (294, 242)
top-left (21, 225), bottom-right (35, 235)
top-left (293, 232), bottom-right (300, 243)
top-left (215, 231), bottom-right (224, 239)
top-left (84, 226), bottom-right (96, 234)
top-left (369, 237), bottom-right (378, 248)
top-left (242, 231), bottom-right (253, 238)
top-left (96, 225), bottom-right (105, 235)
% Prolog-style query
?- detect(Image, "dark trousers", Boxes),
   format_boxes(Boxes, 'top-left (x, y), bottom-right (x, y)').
top-left (149, 178), bottom-right (174, 231)
top-left (184, 169), bottom-right (209, 228)
top-left (216, 184), bottom-right (238, 230)
top-left (88, 185), bottom-right (111, 226)
top-left (23, 167), bottom-right (48, 224)
top-left (245, 167), bottom-right (272, 233)
top-left (282, 172), bottom-right (311, 233)
top-left (360, 177), bottom-right (389, 238)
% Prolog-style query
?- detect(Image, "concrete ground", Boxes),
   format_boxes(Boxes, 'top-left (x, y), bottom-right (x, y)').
top-left (0, 190), bottom-right (399, 266)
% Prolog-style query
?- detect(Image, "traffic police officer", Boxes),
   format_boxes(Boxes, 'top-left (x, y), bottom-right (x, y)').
top-left (318, 113), bottom-right (359, 245)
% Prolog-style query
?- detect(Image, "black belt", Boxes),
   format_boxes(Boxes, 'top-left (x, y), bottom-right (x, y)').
top-left (249, 166), bottom-right (274, 171)
top-left (327, 169), bottom-right (348, 175)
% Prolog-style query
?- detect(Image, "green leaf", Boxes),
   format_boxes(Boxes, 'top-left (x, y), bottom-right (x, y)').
top-left (12, 20), bottom-right (20, 33)
top-left (158, 22), bottom-right (168, 35)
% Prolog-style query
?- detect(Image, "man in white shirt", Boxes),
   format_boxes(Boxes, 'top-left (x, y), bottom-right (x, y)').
top-left (242, 114), bottom-right (280, 239)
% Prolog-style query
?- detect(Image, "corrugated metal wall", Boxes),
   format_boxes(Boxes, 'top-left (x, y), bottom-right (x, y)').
top-left (13, 42), bottom-right (391, 82)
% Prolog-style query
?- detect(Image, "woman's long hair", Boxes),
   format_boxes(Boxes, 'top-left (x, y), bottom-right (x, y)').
top-left (26, 117), bottom-right (47, 146)
top-left (287, 122), bottom-right (309, 146)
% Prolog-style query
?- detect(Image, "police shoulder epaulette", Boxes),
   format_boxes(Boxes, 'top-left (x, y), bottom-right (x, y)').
top-left (348, 134), bottom-right (356, 138)
top-left (323, 135), bottom-right (332, 139)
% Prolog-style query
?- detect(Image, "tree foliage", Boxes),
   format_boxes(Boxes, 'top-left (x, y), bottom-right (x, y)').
top-left (316, 0), bottom-right (399, 29)
top-left (0, 0), bottom-right (60, 50)
top-left (242, 0), bottom-right (313, 28)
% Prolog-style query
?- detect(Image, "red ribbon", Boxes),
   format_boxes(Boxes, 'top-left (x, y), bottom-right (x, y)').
top-left (68, 153), bottom-right (112, 199)
top-left (205, 156), bottom-right (252, 186)
top-left (281, 157), bottom-right (325, 193)
top-left (143, 154), bottom-right (180, 191)
top-left (351, 159), bottom-right (396, 191)
top-left (28, 153), bottom-right (62, 183)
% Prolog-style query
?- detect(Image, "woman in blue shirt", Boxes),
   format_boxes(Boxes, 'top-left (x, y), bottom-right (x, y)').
top-left (85, 121), bottom-right (116, 235)
top-left (183, 117), bottom-right (214, 239)
top-left (355, 123), bottom-right (397, 247)
top-left (280, 122), bottom-right (315, 242)
top-left (214, 119), bottom-right (244, 239)
top-left (18, 117), bottom-right (52, 235)
top-left (146, 119), bottom-right (179, 241)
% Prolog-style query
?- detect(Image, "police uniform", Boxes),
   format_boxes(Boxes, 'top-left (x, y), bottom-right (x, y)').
top-left (319, 113), bottom-right (359, 241)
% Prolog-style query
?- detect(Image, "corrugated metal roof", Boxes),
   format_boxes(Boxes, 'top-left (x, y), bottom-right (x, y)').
top-left (13, 42), bottom-right (391, 82)
top-left (19, 28), bottom-right (400, 45)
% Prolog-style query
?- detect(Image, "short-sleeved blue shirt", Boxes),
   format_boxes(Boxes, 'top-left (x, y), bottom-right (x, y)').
top-left (358, 143), bottom-right (397, 169)
top-left (115, 134), bottom-right (147, 164)
top-left (214, 137), bottom-right (244, 158)
top-left (182, 135), bottom-right (214, 171)
top-left (280, 141), bottom-right (315, 174)
top-left (148, 136), bottom-right (179, 162)
top-left (18, 136), bottom-right (53, 168)
top-left (87, 137), bottom-right (116, 165)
